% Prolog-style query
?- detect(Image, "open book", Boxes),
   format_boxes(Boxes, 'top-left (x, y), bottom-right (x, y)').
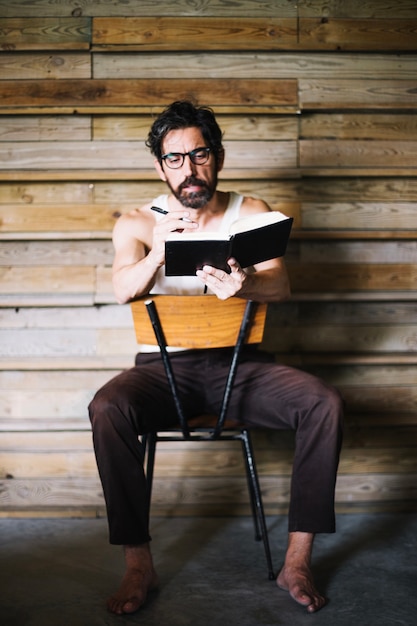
top-left (164, 210), bottom-right (293, 276)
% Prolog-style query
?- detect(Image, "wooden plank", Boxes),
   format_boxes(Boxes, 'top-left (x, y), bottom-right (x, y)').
top-left (5, 314), bottom-right (415, 359)
top-left (92, 17), bottom-right (297, 50)
top-left (0, 169), bottom-right (301, 183)
top-left (297, 167), bottom-right (417, 179)
top-left (340, 387), bottom-right (417, 415)
top-left (0, 266), bottom-right (95, 295)
top-left (300, 203), bottom-right (417, 229)
top-left (300, 140), bottom-right (417, 169)
top-left (0, 182), bottom-right (94, 204)
top-left (92, 114), bottom-right (298, 141)
top-left (0, 52), bottom-right (90, 79)
top-left (288, 263), bottom-right (417, 293)
top-left (0, 204), bottom-right (123, 234)
top-left (257, 424), bottom-right (417, 449)
top-left (0, 116), bottom-right (91, 141)
top-left (299, 18), bottom-right (417, 51)
top-left (3, 424), bottom-right (415, 451)
top-left (0, 141), bottom-right (149, 171)
top-left (2, 302), bottom-right (417, 358)
top-left (0, 304), bottom-right (131, 330)
top-left (0, 327), bottom-right (136, 359)
top-left (4, 301), bottom-right (414, 332)
top-left (1, 447), bottom-right (416, 480)
top-left (293, 241), bottom-right (417, 264)
top-left (298, 177), bottom-right (417, 202)
top-left (0, 478), bottom-right (105, 508)
top-left (266, 299), bottom-right (417, 331)
top-left (93, 179), bottom-right (300, 207)
top-left (0, 433), bottom-right (96, 453)
top-left (0, 410), bottom-right (414, 432)
top-left (299, 364), bottom-right (417, 388)
top-left (265, 301), bottom-right (417, 326)
top-left (0, 79), bottom-right (298, 113)
top-left (0, 240), bottom-right (113, 266)
top-left (93, 52), bottom-right (417, 80)
top-left (0, 18), bottom-right (91, 51)
top-left (275, 355), bottom-right (417, 370)
top-left (152, 474), bottom-right (417, 508)
top-left (97, 264), bottom-right (417, 304)
top-left (298, 0), bottom-right (417, 19)
top-left (299, 79), bottom-right (417, 109)
top-left (94, 263), bottom-right (417, 301)
top-left (264, 320), bottom-right (417, 353)
top-left (0, 450), bottom-right (97, 478)
top-left (0, 357), bottom-right (133, 373)
top-left (0, 140), bottom-right (297, 174)
top-left (0, 474), bottom-right (415, 513)
top-left (300, 113), bottom-right (417, 141)
top-left (0, 387), bottom-right (95, 418)
top-left (0, 0), bottom-right (297, 19)
top-left (345, 412), bottom-right (417, 428)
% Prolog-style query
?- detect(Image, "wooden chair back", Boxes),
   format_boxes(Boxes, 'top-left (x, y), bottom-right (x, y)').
top-left (130, 295), bottom-right (267, 349)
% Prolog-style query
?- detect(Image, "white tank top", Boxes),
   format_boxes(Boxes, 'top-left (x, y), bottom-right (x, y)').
top-left (150, 191), bottom-right (243, 295)
top-left (140, 192), bottom-right (243, 352)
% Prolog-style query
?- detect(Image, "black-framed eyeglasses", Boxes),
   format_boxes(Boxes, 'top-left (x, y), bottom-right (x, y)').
top-left (161, 147), bottom-right (211, 169)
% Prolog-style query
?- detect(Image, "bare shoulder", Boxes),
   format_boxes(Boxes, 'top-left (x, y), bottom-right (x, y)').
top-left (239, 195), bottom-right (272, 217)
top-left (112, 206), bottom-right (155, 246)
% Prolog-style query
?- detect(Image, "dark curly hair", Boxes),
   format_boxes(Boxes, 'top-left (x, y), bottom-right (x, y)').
top-left (146, 100), bottom-right (224, 163)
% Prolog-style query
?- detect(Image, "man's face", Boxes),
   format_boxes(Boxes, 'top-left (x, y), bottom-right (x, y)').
top-left (155, 127), bottom-right (223, 209)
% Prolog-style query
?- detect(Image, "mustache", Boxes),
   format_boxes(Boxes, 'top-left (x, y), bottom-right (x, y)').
top-left (179, 176), bottom-right (208, 191)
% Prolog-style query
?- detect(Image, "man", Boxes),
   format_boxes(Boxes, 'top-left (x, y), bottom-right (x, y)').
top-left (89, 100), bottom-right (344, 616)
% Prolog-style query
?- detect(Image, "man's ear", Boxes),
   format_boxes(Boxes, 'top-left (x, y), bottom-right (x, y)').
top-left (216, 148), bottom-right (225, 172)
top-left (154, 158), bottom-right (167, 182)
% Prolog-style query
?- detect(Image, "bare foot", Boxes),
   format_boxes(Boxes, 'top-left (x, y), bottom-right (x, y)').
top-left (276, 531), bottom-right (326, 613)
top-left (107, 544), bottom-right (159, 615)
top-left (277, 564), bottom-right (326, 613)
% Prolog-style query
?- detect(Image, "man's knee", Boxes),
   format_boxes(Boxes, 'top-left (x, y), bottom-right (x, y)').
top-left (88, 385), bottom-right (116, 429)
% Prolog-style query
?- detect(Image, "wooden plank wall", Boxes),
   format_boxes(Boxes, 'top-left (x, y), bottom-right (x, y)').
top-left (0, 0), bottom-right (416, 518)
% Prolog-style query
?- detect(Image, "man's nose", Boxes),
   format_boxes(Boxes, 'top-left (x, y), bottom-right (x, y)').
top-left (182, 154), bottom-right (196, 175)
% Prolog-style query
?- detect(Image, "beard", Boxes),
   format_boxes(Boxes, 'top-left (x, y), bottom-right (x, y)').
top-left (168, 175), bottom-right (217, 209)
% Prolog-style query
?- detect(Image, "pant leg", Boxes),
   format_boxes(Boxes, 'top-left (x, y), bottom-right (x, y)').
top-left (220, 353), bottom-right (344, 534)
top-left (88, 352), bottom-right (209, 545)
top-left (89, 347), bottom-right (343, 543)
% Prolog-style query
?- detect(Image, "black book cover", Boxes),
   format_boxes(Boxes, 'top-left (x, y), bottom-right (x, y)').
top-left (164, 213), bottom-right (293, 276)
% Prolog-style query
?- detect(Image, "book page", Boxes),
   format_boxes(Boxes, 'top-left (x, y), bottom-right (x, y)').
top-left (166, 231), bottom-right (230, 241)
top-left (229, 210), bottom-right (289, 235)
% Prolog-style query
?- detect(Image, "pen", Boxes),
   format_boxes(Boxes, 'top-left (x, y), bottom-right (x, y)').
top-left (150, 205), bottom-right (192, 222)
top-left (150, 205), bottom-right (168, 215)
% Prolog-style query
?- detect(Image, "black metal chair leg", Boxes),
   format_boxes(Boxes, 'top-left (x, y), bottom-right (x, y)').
top-left (241, 434), bottom-right (262, 541)
top-left (142, 432), bottom-right (157, 523)
top-left (241, 429), bottom-right (275, 580)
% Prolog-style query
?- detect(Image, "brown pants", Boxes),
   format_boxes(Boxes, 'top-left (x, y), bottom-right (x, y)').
top-left (89, 347), bottom-right (344, 545)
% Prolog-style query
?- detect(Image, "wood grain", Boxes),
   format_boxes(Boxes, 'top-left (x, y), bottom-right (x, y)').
top-left (1, 1), bottom-right (416, 516)
top-left (93, 17), bottom-right (297, 50)
top-left (0, 17), bottom-right (91, 50)
top-left (0, 78), bottom-right (298, 112)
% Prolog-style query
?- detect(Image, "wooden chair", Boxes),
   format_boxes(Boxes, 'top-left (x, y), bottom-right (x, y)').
top-left (130, 295), bottom-right (275, 580)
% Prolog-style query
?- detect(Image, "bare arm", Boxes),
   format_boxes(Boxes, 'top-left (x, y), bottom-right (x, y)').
top-left (112, 206), bottom-right (197, 304)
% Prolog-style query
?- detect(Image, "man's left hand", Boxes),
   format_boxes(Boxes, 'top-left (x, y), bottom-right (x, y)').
top-left (196, 258), bottom-right (246, 299)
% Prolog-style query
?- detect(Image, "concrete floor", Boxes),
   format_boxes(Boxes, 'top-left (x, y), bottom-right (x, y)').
top-left (0, 513), bottom-right (416, 626)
